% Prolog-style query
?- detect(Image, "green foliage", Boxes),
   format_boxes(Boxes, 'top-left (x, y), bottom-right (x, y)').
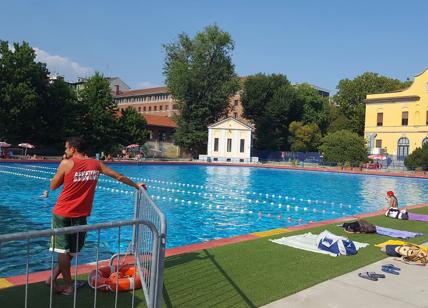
top-left (294, 83), bottom-right (330, 133)
top-left (288, 121), bottom-right (322, 152)
top-left (326, 104), bottom-right (353, 134)
top-left (117, 107), bottom-right (150, 146)
top-left (404, 143), bottom-right (428, 171)
top-left (241, 73), bottom-right (301, 150)
top-left (0, 41), bottom-right (50, 143)
top-left (319, 130), bottom-right (368, 164)
top-left (163, 24), bottom-right (239, 155)
top-left (334, 72), bottom-right (411, 135)
top-left (77, 72), bottom-right (118, 154)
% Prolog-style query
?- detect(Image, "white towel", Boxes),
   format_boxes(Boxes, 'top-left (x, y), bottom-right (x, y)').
top-left (270, 232), bottom-right (369, 257)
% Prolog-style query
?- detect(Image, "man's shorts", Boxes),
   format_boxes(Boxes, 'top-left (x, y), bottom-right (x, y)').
top-left (50, 214), bottom-right (87, 254)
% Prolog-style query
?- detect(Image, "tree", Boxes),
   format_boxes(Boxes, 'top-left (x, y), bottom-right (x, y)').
top-left (241, 73), bottom-right (302, 150)
top-left (319, 130), bottom-right (368, 165)
top-left (288, 121), bottom-right (322, 152)
top-left (117, 107), bottom-right (150, 146)
top-left (0, 41), bottom-right (50, 143)
top-left (78, 72), bottom-right (119, 154)
top-left (326, 104), bottom-right (353, 134)
top-left (0, 41), bottom-right (78, 150)
top-left (163, 24), bottom-right (239, 155)
top-left (404, 143), bottom-right (428, 171)
top-left (334, 72), bottom-right (411, 135)
top-left (294, 83), bottom-right (330, 133)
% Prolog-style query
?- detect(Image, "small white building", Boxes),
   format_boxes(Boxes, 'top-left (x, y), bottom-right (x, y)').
top-left (199, 117), bottom-right (258, 163)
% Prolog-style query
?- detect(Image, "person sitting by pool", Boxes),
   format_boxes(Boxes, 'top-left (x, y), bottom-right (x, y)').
top-left (384, 191), bottom-right (408, 220)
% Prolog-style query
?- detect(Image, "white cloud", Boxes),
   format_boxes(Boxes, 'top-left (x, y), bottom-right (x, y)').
top-left (34, 48), bottom-right (94, 82)
top-left (136, 81), bottom-right (161, 89)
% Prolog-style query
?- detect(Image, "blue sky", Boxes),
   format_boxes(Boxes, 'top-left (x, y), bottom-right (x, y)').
top-left (1, 1), bottom-right (427, 93)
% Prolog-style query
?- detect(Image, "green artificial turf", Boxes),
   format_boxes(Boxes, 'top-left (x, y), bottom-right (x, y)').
top-left (2, 206), bottom-right (428, 307)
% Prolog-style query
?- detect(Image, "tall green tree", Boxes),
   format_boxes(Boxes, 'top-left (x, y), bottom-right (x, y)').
top-left (0, 41), bottom-right (77, 150)
top-left (117, 107), bottom-right (150, 146)
top-left (334, 72), bottom-right (411, 135)
top-left (288, 121), bottom-right (322, 152)
top-left (294, 83), bottom-right (330, 134)
top-left (163, 24), bottom-right (239, 155)
top-left (0, 41), bottom-right (50, 143)
top-left (78, 72), bottom-right (119, 154)
top-left (241, 73), bottom-right (302, 150)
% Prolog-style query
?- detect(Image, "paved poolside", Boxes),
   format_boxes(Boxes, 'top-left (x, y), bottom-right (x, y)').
top-left (263, 248), bottom-right (428, 308)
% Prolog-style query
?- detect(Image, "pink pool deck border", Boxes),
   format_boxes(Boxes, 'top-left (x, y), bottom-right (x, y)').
top-left (2, 202), bottom-right (427, 289)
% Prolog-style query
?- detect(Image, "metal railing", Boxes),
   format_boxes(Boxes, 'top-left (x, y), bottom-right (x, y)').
top-left (0, 188), bottom-right (166, 308)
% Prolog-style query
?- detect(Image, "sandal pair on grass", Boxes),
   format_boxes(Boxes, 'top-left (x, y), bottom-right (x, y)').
top-left (359, 264), bottom-right (401, 281)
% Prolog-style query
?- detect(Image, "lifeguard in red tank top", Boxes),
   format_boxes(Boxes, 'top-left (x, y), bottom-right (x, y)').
top-left (53, 157), bottom-right (101, 217)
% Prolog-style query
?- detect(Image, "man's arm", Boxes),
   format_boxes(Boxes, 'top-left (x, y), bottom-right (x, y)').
top-left (99, 162), bottom-right (146, 190)
top-left (50, 160), bottom-right (72, 190)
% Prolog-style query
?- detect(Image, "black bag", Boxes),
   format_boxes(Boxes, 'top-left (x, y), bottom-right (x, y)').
top-left (342, 220), bottom-right (376, 233)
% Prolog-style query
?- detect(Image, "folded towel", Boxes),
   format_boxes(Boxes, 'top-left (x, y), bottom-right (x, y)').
top-left (375, 226), bottom-right (423, 239)
top-left (270, 232), bottom-right (369, 257)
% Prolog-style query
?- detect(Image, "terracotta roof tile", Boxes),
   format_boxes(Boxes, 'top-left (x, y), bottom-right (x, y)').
top-left (144, 115), bottom-right (177, 128)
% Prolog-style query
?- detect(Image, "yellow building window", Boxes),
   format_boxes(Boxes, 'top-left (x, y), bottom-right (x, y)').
top-left (214, 138), bottom-right (219, 152)
top-left (426, 111), bottom-right (428, 125)
top-left (375, 139), bottom-right (382, 148)
top-left (377, 113), bottom-right (383, 126)
top-left (402, 111), bottom-right (408, 126)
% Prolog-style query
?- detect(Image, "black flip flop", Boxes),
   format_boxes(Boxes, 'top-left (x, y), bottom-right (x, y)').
top-left (358, 272), bottom-right (378, 281)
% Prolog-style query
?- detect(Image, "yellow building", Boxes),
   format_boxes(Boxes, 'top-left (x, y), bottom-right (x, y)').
top-left (364, 68), bottom-right (428, 159)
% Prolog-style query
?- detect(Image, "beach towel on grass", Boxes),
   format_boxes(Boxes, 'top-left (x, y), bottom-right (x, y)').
top-left (408, 212), bottom-right (428, 222)
top-left (270, 231), bottom-right (369, 257)
top-left (375, 226), bottom-right (423, 239)
top-left (375, 240), bottom-right (428, 252)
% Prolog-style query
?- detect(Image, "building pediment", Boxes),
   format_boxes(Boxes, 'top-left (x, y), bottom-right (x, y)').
top-left (208, 117), bottom-right (252, 131)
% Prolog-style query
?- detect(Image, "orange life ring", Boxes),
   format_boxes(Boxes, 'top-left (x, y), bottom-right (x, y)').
top-left (108, 264), bottom-right (142, 292)
top-left (88, 264), bottom-right (144, 292)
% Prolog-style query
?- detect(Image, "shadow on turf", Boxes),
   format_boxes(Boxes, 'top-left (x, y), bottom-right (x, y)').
top-left (163, 250), bottom-right (256, 307)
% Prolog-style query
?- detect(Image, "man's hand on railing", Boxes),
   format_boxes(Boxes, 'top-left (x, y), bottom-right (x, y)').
top-left (137, 183), bottom-right (147, 190)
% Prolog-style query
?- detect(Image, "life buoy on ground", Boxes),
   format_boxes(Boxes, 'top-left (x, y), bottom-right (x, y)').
top-left (88, 264), bottom-right (145, 292)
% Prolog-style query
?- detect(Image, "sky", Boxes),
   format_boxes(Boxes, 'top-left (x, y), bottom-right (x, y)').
top-left (1, 1), bottom-right (427, 93)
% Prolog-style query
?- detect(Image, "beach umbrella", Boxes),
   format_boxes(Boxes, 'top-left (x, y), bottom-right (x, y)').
top-left (126, 144), bottom-right (140, 149)
top-left (0, 142), bottom-right (11, 147)
top-left (18, 143), bottom-right (35, 156)
top-left (368, 154), bottom-right (386, 160)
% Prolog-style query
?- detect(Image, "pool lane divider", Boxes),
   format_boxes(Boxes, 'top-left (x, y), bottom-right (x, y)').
top-left (2, 201), bottom-right (427, 290)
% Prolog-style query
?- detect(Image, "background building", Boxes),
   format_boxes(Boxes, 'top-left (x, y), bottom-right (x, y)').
top-left (199, 117), bottom-right (257, 163)
top-left (364, 68), bottom-right (428, 159)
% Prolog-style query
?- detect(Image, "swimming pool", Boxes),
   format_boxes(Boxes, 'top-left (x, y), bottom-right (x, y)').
top-left (1, 162), bottom-right (428, 276)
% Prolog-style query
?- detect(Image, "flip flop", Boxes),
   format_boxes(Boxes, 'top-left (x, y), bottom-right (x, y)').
top-left (381, 266), bottom-right (400, 275)
top-left (382, 264), bottom-right (401, 271)
top-left (358, 272), bottom-right (378, 281)
top-left (368, 272), bottom-right (385, 279)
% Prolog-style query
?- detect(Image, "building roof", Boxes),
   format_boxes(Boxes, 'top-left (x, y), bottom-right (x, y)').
top-left (208, 117), bottom-right (253, 130)
top-left (115, 87), bottom-right (169, 98)
top-left (144, 115), bottom-right (177, 128)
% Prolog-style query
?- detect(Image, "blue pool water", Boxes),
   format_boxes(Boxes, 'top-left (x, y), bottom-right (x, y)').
top-left (1, 162), bottom-right (428, 276)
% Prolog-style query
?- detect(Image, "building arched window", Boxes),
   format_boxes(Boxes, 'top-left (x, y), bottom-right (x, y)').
top-left (397, 137), bottom-right (410, 159)
top-left (422, 137), bottom-right (428, 146)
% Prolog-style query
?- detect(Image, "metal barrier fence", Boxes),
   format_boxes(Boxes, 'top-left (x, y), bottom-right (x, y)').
top-left (0, 188), bottom-right (166, 308)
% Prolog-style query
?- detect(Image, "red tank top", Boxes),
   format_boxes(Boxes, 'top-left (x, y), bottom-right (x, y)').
top-left (53, 157), bottom-right (101, 217)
